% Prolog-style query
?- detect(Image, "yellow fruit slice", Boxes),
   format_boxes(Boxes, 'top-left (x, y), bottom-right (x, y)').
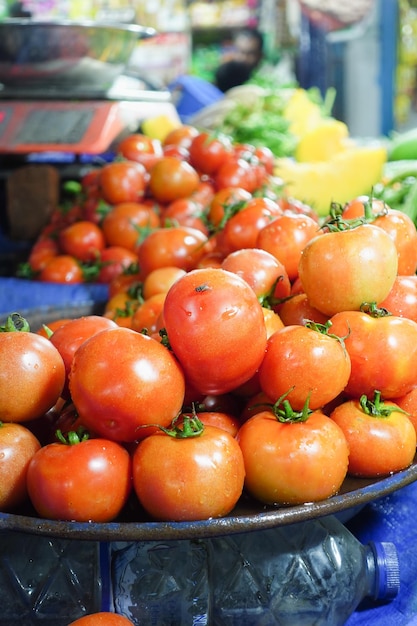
top-left (141, 115), bottom-right (181, 143)
top-left (283, 89), bottom-right (323, 138)
top-left (274, 144), bottom-right (388, 217)
top-left (295, 119), bottom-right (350, 162)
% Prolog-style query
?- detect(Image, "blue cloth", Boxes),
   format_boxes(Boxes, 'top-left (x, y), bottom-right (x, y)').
top-left (0, 277), bottom-right (108, 316)
top-left (169, 74), bottom-right (224, 123)
top-left (346, 480), bottom-right (417, 625)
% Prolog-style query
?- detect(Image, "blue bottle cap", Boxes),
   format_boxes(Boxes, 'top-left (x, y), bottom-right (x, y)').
top-left (368, 541), bottom-right (400, 600)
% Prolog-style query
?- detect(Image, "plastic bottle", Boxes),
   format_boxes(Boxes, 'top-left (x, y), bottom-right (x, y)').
top-left (111, 515), bottom-right (400, 626)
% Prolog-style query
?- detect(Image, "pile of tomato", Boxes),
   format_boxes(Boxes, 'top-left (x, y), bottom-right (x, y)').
top-left (2, 125), bottom-right (417, 525)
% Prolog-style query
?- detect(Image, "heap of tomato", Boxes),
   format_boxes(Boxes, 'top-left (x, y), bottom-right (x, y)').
top-left (2, 130), bottom-right (417, 524)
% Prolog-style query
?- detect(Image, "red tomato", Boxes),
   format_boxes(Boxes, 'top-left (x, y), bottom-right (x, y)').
top-left (0, 324), bottom-right (65, 422)
top-left (189, 131), bottom-right (233, 176)
top-left (258, 323), bottom-right (351, 410)
top-left (116, 133), bottom-right (163, 171)
top-left (256, 212), bottom-right (319, 282)
top-left (148, 156), bottom-right (200, 204)
top-left (163, 268), bottom-right (267, 395)
top-left (101, 201), bottom-right (160, 251)
top-left (237, 409), bottom-right (349, 505)
top-left (142, 266), bottom-right (186, 299)
top-left (96, 246), bottom-right (139, 284)
top-left (99, 160), bottom-right (147, 204)
top-left (329, 308), bottom-right (417, 398)
top-left (393, 386), bottom-right (417, 435)
top-left (68, 614), bottom-right (134, 626)
top-left (69, 327), bottom-right (185, 442)
top-left (58, 220), bottom-right (106, 262)
top-left (183, 410), bottom-right (241, 437)
top-left (208, 186), bottom-right (252, 228)
top-left (215, 157), bottom-right (258, 193)
top-left (275, 293), bottom-right (329, 326)
top-left (28, 237), bottom-right (59, 273)
top-left (39, 255), bottom-right (84, 283)
top-left (162, 124), bottom-right (199, 149)
top-left (0, 422), bottom-right (41, 510)
top-left (130, 292), bottom-right (166, 334)
top-left (50, 315), bottom-right (118, 397)
top-left (378, 275), bottom-right (417, 323)
top-left (26, 435), bottom-right (132, 522)
top-left (330, 392), bottom-right (416, 476)
top-left (262, 306), bottom-right (285, 338)
top-left (137, 226), bottom-right (208, 276)
top-left (132, 420), bottom-right (245, 521)
top-left (161, 197), bottom-right (209, 235)
top-left (298, 224), bottom-right (398, 316)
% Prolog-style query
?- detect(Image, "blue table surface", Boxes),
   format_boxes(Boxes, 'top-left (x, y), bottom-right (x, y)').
top-left (346, 479), bottom-right (417, 625)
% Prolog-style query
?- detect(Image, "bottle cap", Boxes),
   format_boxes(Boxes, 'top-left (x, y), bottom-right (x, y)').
top-left (368, 541), bottom-right (400, 600)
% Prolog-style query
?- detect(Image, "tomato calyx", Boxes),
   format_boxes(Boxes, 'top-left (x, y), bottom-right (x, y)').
top-left (0, 313), bottom-right (30, 333)
top-left (324, 203), bottom-right (368, 232)
top-left (55, 427), bottom-right (90, 445)
top-left (261, 390), bottom-right (313, 424)
top-left (360, 301), bottom-right (392, 318)
top-left (359, 390), bottom-right (409, 419)
top-left (305, 319), bottom-right (349, 345)
top-left (145, 413), bottom-right (205, 439)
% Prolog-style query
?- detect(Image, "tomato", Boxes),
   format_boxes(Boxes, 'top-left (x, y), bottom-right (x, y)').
top-left (130, 292), bottom-right (166, 334)
top-left (99, 160), bottom-right (147, 205)
top-left (258, 323), bottom-right (351, 410)
top-left (69, 327), bottom-right (185, 442)
top-left (39, 255), bottom-right (84, 283)
top-left (330, 392), bottom-right (416, 477)
top-left (68, 613), bottom-right (134, 626)
top-left (189, 131), bottom-right (233, 176)
top-left (161, 197), bottom-right (208, 234)
top-left (0, 422), bottom-right (41, 510)
top-left (96, 246), bottom-right (139, 284)
top-left (101, 201), bottom-right (160, 251)
top-left (215, 157), bottom-right (258, 193)
top-left (378, 275), bottom-right (417, 323)
top-left (137, 226), bottom-right (208, 276)
top-left (50, 315), bottom-right (118, 397)
top-left (393, 386), bottom-right (417, 435)
top-left (108, 269), bottom-right (143, 299)
top-left (298, 224), bottom-right (398, 316)
top-left (183, 410), bottom-right (241, 437)
top-left (142, 266), bottom-right (186, 299)
top-left (162, 124), bottom-right (199, 149)
top-left (132, 419), bottom-right (245, 521)
top-left (262, 306), bottom-right (285, 337)
top-left (237, 408), bottom-right (349, 505)
top-left (35, 317), bottom-right (72, 337)
top-left (116, 133), bottom-right (163, 171)
top-left (256, 212), bottom-right (319, 282)
top-left (221, 247), bottom-right (291, 304)
top-left (58, 220), bottom-right (106, 262)
top-left (275, 293), bottom-right (329, 326)
top-left (163, 268), bottom-right (267, 395)
top-left (28, 237), bottom-right (59, 273)
top-left (0, 322), bottom-right (65, 422)
top-left (329, 308), bottom-right (417, 398)
top-left (343, 196), bottom-right (417, 275)
top-left (26, 434), bottom-right (132, 522)
top-left (218, 196), bottom-right (282, 255)
top-left (208, 186), bottom-right (252, 228)
top-left (148, 156), bottom-right (200, 204)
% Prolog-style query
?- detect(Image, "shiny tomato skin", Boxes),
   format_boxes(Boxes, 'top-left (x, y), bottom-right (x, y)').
top-left (26, 438), bottom-right (132, 522)
top-left (96, 246), bottom-right (139, 284)
top-left (330, 398), bottom-right (416, 477)
top-left (137, 226), bottom-right (208, 276)
top-left (0, 331), bottom-right (65, 422)
top-left (378, 275), bottom-right (417, 323)
top-left (189, 131), bottom-right (233, 176)
top-left (58, 220), bottom-right (106, 262)
top-left (215, 157), bottom-right (258, 193)
top-left (132, 424), bottom-right (245, 521)
top-left (329, 310), bottom-right (417, 398)
top-left (237, 410), bottom-right (349, 505)
top-left (275, 293), bottom-right (329, 326)
top-left (298, 224), bottom-right (398, 316)
top-left (162, 124), bottom-right (199, 149)
top-left (148, 156), bottom-right (200, 204)
top-left (101, 201), bottom-right (160, 251)
top-left (393, 386), bottom-right (417, 435)
top-left (39, 255), bottom-right (84, 283)
top-left (99, 160), bottom-right (147, 204)
top-left (116, 133), bottom-right (163, 171)
top-left (28, 237), bottom-right (59, 273)
top-left (0, 422), bottom-right (41, 510)
top-left (163, 268), bottom-right (267, 395)
top-left (258, 324), bottom-right (351, 410)
top-left (69, 328), bottom-right (185, 442)
top-left (68, 613), bottom-right (134, 626)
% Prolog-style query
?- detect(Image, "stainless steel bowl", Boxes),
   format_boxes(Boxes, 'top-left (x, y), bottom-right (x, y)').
top-left (0, 18), bottom-right (156, 91)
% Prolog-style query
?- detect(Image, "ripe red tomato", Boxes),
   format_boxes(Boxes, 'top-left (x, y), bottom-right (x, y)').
top-left (298, 224), bottom-right (398, 316)
top-left (258, 323), bottom-right (351, 410)
top-left (26, 435), bottom-right (132, 522)
top-left (116, 133), bottom-right (163, 171)
top-left (189, 131), bottom-right (233, 176)
top-left (99, 160), bottom-right (147, 204)
top-left (162, 124), bottom-right (199, 149)
top-left (237, 409), bottom-right (349, 505)
top-left (0, 323), bottom-right (65, 422)
top-left (69, 327), bottom-right (185, 442)
top-left (28, 237), bottom-right (59, 273)
top-left (215, 157), bottom-right (259, 193)
top-left (0, 422), bottom-right (41, 510)
top-left (329, 308), bottom-right (417, 398)
top-left (68, 613), bottom-right (134, 626)
top-left (39, 255), bottom-right (84, 283)
top-left (208, 186), bottom-right (252, 228)
top-left (330, 392), bottom-right (416, 476)
top-left (58, 220), bottom-right (106, 262)
top-left (142, 266), bottom-right (187, 300)
top-left (163, 267), bottom-right (267, 395)
top-left (148, 156), bottom-right (200, 204)
top-left (96, 246), bottom-right (139, 284)
top-left (132, 420), bottom-right (245, 521)
top-left (275, 293), bottom-right (329, 326)
top-left (161, 197), bottom-right (209, 235)
top-left (393, 386), bottom-right (417, 435)
top-left (137, 226), bottom-right (208, 276)
top-left (378, 275), bottom-right (417, 323)
top-left (101, 201), bottom-right (160, 251)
